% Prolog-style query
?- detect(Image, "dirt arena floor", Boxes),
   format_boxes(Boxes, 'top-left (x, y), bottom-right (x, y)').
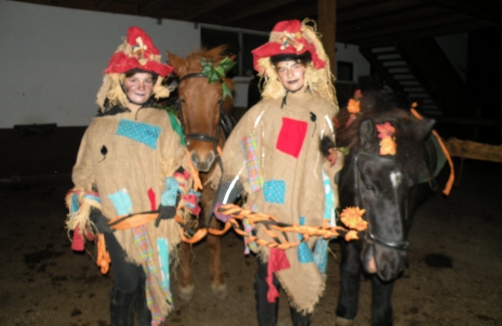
top-left (0, 160), bottom-right (501, 326)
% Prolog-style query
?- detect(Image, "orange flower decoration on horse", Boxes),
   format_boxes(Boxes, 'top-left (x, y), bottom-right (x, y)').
top-left (340, 207), bottom-right (368, 232)
top-left (376, 122), bottom-right (396, 156)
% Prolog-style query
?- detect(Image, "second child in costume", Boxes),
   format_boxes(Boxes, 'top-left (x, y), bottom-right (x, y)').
top-left (212, 19), bottom-right (344, 326)
top-left (65, 26), bottom-right (196, 326)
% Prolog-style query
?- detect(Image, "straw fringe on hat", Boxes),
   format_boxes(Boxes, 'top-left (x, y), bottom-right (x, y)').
top-left (96, 26), bottom-right (173, 112)
top-left (253, 18), bottom-right (338, 109)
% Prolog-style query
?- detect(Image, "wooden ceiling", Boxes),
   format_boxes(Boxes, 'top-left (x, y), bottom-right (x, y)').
top-left (13, 0), bottom-right (502, 47)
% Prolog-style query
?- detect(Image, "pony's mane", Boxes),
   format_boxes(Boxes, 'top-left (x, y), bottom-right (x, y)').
top-left (337, 91), bottom-right (428, 176)
top-left (182, 45), bottom-right (229, 73)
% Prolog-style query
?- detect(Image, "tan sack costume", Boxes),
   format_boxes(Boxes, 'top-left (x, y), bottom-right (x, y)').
top-left (212, 19), bottom-right (343, 324)
top-left (65, 26), bottom-right (195, 326)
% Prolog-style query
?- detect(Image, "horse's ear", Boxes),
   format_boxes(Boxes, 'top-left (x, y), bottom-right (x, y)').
top-left (359, 119), bottom-right (377, 150)
top-left (416, 118), bottom-right (436, 141)
top-left (166, 51), bottom-right (186, 76)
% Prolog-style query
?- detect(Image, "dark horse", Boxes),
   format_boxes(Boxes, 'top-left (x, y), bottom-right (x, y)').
top-left (323, 91), bottom-right (447, 325)
top-left (166, 46), bottom-right (235, 301)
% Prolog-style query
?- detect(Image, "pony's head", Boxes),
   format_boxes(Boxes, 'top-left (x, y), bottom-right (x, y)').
top-left (336, 92), bottom-right (435, 281)
top-left (167, 46), bottom-right (235, 173)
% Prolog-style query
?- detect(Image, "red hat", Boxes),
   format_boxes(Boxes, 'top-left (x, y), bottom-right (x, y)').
top-left (103, 26), bottom-right (173, 77)
top-left (252, 20), bottom-right (326, 72)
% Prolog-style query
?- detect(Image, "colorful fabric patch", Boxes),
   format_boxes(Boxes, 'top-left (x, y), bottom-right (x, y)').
top-left (157, 238), bottom-right (171, 293)
top-left (70, 193), bottom-right (79, 214)
top-left (148, 188), bottom-right (156, 211)
top-left (83, 193), bottom-right (101, 204)
top-left (116, 119), bottom-right (161, 149)
top-left (161, 177), bottom-right (179, 206)
top-left (313, 238), bottom-right (329, 274)
top-left (276, 118), bottom-right (307, 158)
top-left (263, 180), bottom-right (286, 204)
top-left (297, 216), bottom-right (314, 264)
top-left (240, 133), bottom-right (264, 192)
top-left (322, 170), bottom-right (335, 223)
top-left (133, 225), bottom-right (172, 325)
top-left (108, 188), bottom-right (133, 216)
top-left (168, 112), bottom-right (185, 145)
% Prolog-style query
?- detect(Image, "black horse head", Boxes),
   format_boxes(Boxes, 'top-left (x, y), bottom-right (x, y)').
top-left (329, 92), bottom-right (435, 281)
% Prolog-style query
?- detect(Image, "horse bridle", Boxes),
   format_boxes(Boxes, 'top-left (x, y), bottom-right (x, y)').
top-left (352, 152), bottom-right (410, 251)
top-left (176, 72), bottom-right (225, 149)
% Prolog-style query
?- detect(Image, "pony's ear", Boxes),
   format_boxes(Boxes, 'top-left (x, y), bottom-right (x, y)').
top-left (359, 119), bottom-right (377, 151)
top-left (415, 118), bottom-right (436, 141)
top-left (166, 51), bottom-right (186, 76)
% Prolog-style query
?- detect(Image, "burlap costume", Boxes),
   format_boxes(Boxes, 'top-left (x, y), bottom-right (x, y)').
top-left (211, 20), bottom-right (343, 318)
top-left (65, 27), bottom-right (192, 325)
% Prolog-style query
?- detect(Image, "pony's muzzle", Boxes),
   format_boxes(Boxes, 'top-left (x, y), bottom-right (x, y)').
top-left (190, 150), bottom-right (215, 173)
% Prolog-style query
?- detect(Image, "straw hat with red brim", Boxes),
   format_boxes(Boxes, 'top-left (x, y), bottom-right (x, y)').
top-left (252, 19), bottom-right (326, 72)
top-left (96, 26), bottom-right (173, 111)
top-left (103, 26), bottom-right (173, 77)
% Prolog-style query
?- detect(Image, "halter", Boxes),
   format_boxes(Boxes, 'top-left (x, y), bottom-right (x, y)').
top-left (352, 152), bottom-right (410, 251)
top-left (176, 72), bottom-right (225, 148)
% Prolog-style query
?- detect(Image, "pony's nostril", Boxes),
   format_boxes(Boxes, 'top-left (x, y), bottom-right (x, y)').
top-left (190, 151), bottom-right (199, 164)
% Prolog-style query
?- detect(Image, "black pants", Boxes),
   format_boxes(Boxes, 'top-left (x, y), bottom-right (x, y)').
top-left (254, 259), bottom-right (311, 326)
top-left (105, 233), bottom-right (151, 326)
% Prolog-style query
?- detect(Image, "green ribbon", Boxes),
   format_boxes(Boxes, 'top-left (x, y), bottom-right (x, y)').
top-left (201, 56), bottom-right (236, 100)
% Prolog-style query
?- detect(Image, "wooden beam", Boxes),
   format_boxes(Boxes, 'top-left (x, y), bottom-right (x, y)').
top-left (317, 0), bottom-right (336, 74)
top-left (337, 5), bottom-right (446, 31)
top-left (245, 4), bottom-right (318, 31)
top-left (338, 0), bottom-right (421, 23)
top-left (338, 12), bottom-right (468, 42)
top-left (423, 0), bottom-right (502, 24)
top-left (222, 0), bottom-right (299, 24)
top-left (344, 18), bottom-right (497, 47)
top-left (94, 0), bottom-right (113, 11)
top-left (185, 0), bottom-right (236, 20)
top-left (141, 0), bottom-right (171, 15)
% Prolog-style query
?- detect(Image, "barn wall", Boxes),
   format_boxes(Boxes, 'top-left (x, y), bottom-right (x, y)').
top-left (0, 1), bottom-right (201, 179)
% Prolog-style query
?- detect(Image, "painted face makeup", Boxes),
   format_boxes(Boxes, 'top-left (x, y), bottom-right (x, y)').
top-left (275, 60), bottom-right (306, 92)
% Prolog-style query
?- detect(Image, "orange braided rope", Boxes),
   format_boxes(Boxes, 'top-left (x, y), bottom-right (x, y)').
top-left (410, 105), bottom-right (455, 195)
top-left (96, 234), bottom-right (111, 274)
top-left (186, 150), bottom-right (203, 191)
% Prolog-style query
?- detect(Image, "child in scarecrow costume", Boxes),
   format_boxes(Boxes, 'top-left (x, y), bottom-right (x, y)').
top-left (211, 19), bottom-right (344, 326)
top-left (65, 26), bottom-right (197, 326)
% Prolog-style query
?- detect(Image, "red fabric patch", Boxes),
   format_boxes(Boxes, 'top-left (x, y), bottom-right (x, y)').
top-left (148, 188), bottom-right (156, 211)
top-left (71, 226), bottom-right (85, 251)
top-left (276, 118), bottom-right (308, 158)
top-left (267, 248), bottom-right (291, 303)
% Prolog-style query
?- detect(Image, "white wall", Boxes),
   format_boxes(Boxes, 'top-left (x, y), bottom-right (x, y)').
top-left (335, 43), bottom-right (371, 83)
top-left (0, 1), bottom-right (200, 128)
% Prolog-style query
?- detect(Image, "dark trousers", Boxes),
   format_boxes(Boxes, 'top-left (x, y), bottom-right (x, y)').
top-left (254, 259), bottom-right (311, 326)
top-left (105, 233), bottom-right (152, 326)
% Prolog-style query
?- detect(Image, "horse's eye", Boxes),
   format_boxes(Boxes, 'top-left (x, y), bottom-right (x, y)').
top-left (365, 184), bottom-right (375, 191)
top-left (180, 98), bottom-right (186, 104)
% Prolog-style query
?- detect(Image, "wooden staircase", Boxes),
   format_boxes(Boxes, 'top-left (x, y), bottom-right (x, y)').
top-left (359, 38), bottom-right (473, 119)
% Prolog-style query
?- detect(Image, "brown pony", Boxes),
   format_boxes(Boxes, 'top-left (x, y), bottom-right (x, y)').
top-left (166, 46), bottom-right (235, 301)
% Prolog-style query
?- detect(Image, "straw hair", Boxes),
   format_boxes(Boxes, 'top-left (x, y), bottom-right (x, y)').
top-left (96, 72), bottom-right (171, 112)
top-left (257, 18), bottom-right (338, 111)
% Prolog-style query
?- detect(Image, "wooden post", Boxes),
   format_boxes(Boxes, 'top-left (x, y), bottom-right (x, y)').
top-left (317, 0), bottom-right (336, 74)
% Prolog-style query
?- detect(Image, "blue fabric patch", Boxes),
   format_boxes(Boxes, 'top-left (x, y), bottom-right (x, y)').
top-left (70, 193), bottom-right (79, 214)
top-left (161, 177), bottom-right (179, 206)
top-left (297, 216), bottom-right (314, 263)
top-left (313, 238), bottom-right (329, 274)
top-left (116, 119), bottom-right (161, 149)
top-left (322, 170), bottom-right (335, 222)
top-left (108, 188), bottom-right (134, 216)
top-left (263, 180), bottom-right (286, 204)
top-left (157, 238), bottom-right (171, 294)
top-left (83, 193), bottom-right (102, 204)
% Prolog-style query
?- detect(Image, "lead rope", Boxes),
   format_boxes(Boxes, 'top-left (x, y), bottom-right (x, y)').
top-left (410, 105), bottom-right (455, 195)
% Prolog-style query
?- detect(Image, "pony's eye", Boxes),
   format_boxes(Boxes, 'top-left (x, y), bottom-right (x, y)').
top-left (180, 98), bottom-right (186, 104)
top-left (365, 184), bottom-right (375, 191)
